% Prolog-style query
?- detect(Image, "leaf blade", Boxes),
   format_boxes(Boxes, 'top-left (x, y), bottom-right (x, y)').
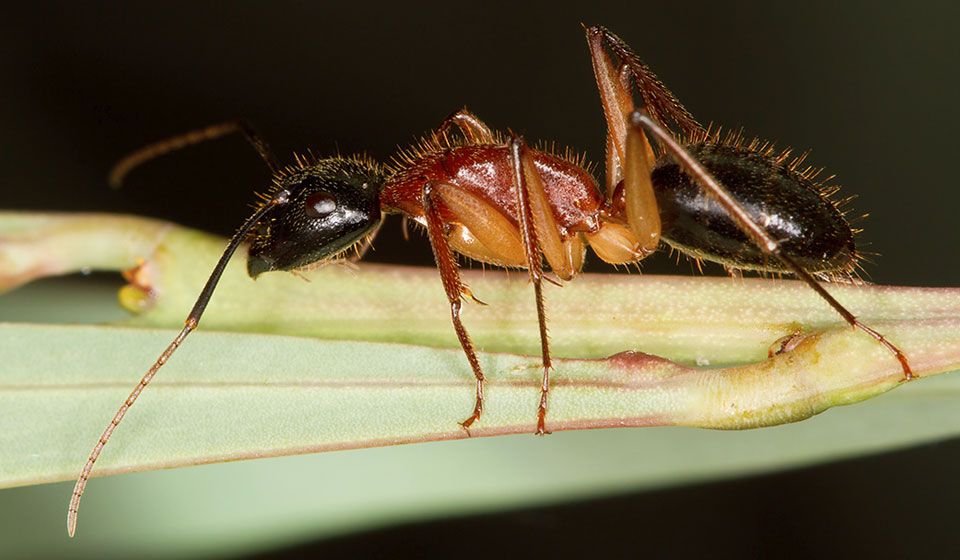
top-left (3, 317), bottom-right (959, 490)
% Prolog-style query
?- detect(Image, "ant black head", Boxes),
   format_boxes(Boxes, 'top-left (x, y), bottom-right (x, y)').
top-left (247, 156), bottom-right (386, 278)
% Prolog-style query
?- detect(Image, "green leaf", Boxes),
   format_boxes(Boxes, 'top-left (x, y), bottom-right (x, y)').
top-left (2, 212), bottom-right (960, 558)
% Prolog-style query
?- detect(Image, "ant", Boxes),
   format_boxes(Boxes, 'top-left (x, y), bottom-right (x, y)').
top-left (67, 25), bottom-right (912, 536)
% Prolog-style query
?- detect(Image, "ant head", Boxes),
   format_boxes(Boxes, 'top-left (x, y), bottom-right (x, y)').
top-left (247, 156), bottom-right (386, 277)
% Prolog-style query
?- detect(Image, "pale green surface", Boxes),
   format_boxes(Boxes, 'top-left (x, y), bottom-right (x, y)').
top-left (3, 317), bottom-right (957, 491)
top-left (3, 213), bottom-right (960, 559)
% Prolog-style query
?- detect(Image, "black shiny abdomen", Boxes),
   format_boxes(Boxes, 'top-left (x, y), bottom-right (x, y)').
top-left (651, 143), bottom-right (855, 273)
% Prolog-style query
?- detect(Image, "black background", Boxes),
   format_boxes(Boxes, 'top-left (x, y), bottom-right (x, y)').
top-left (4, 2), bottom-right (960, 558)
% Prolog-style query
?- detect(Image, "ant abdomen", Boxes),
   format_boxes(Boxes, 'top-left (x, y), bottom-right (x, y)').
top-left (651, 142), bottom-right (858, 275)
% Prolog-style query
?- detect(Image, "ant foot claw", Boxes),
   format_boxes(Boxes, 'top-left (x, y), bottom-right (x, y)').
top-left (535, 417), bottom-right (551, 436)
top-left (459, 408), bottom-right (481, 437)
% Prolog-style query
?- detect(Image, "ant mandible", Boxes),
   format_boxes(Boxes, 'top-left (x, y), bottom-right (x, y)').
top-left (67, 25), bottom-right (912, 536)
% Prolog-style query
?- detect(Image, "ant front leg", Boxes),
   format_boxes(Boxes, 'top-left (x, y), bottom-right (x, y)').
top-left (422, 182), bottom-right (487, 431)
top-left (629, 110), bottom-right (914, 379)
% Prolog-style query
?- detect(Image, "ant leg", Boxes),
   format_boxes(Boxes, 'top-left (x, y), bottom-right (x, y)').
top-left (631, 110), bottom-right (913, 379)
top-left (585, 25), bottom-right (702, 142)
top-left (582, 38), bottom-right (663, 260)
top-left (509, 135), bottom-right (576, 435)
top-left (447, 222), bottom-right (526, 268)
top-left (421, 158), bottom-right (580, 433)
top-left (586, 25), bottom-right (637, 198)
top-left (422, 182), bottom-right (487, 430)
top-left (586, 24), bottom-right (708, 199)
top-left (422, 176), bottom-right (561, 429)
top-left (429, 184), bottom-right (526, 267)
top-left (434, 108), bottom-right (495, 145)
top-left (583, 116), bottom-right (662, 264)
top-left (585, 221), bottom-right (647, 265)
top-left (620, 110), bottom-right (662, 256)
top-left (510, 137), bottom-right (580, 281)
top-left (108, 119), bottom-right (279, 188)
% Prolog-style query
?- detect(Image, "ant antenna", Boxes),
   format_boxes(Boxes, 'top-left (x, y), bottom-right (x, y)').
top-left (66, 191), bottom-right (288, 538)
top-left (108, 119), bottom-right (279, 188)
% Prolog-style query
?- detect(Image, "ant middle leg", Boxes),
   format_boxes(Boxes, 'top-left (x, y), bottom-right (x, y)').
top-left (434, 108), bottom-right (496, 145)
top-left (508, 135), bottom-right (588, 434)
top-left (629, 110), bottom-right (913, 379)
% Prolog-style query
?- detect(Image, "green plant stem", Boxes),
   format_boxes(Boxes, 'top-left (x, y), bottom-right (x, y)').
top-left (2, 211), bottom-right (957, 363)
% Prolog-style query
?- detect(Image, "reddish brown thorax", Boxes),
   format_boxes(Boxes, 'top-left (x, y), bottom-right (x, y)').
top-left (382, 144), bottom-right (602, 237)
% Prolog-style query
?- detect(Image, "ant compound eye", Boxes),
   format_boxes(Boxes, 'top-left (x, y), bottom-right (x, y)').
top-left (305, 191), bottom-right (337, 218)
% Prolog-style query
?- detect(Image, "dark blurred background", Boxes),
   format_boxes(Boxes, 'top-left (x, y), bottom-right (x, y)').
top-left (3, 1), bottom-right (959, 557)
